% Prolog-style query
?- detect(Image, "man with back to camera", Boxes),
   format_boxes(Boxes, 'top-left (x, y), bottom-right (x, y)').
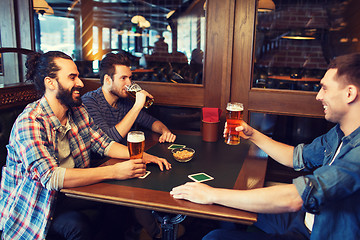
top-left (82, 52), bottom-right (176, 145)
top-left (0, 51), bottom-right (171, 240)
top-left (171, 53), bottom-right (360, 239)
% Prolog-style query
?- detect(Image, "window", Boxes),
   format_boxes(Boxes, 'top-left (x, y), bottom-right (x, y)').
top-left (252, 0), bottom-right (359, 92)
top-left (111, 29), bottom-right (119, 49)
top-left (35, 0), bottom-right (206, 84)
top-left (102, 27), bottom-right (110, 50)
top-left (38, 15), bottom-right (75, 58)
top-left (0, 35), bottom-right (3, 76)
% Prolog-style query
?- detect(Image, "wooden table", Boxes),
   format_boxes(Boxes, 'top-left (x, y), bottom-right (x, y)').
top-left (61, 131), bottom-right (268, 238)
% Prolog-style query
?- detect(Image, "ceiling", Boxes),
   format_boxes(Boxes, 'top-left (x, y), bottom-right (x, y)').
top-left (45, 0), bottom-right (195, 31)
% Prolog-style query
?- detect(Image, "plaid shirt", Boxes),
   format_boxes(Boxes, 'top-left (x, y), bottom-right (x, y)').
top-left (0, 97), bottom-right (113, 239)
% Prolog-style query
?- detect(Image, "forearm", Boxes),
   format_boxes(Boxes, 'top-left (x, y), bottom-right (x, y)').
top-left (212, 184), bottom-right (303, 213)
top-left (63, 165), bottom-right (115, 188)
top-left (105, 142), bottom-right (130, 159)
top-left (250, 129), bottom-right (294, 168)
top-left (115, 106), bottom-right (142, 137)
top-left (152, 121), bottom-right (170, 134)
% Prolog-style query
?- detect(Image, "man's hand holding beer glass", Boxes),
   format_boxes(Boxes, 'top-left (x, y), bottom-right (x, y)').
top-left (126, 83), bottom-right (154, 109)
top-left (223, 120), bottom-right (254, 140)
top-left (127, 131), bottom-right (171, 173)
top-left (224, 102), bottom-right (245, 145)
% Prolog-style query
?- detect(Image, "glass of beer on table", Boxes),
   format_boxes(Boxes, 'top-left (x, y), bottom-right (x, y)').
top-left (224, 102), bottom-right (244, 145)
top-left (127, 131), bottom-right (145, 159)
top-left (125, 83), bottom-right (154, 108)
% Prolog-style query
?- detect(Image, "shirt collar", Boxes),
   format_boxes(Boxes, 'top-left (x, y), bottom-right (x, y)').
top-left (39, 96), bottom-right (72, 131)
top-left (337, 124), bottom-right (360, 146)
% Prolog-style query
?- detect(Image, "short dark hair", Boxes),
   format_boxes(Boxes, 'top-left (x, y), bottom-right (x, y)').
top-left (99, 52), bottom-right (131, 85)
top-left (328, 53), bottom-right (360, 89)
top-left (25, 51), bottom-right (72, 95)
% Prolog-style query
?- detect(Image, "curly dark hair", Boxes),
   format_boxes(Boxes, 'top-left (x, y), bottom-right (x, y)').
top-left (99, 52), bottom-right (131, 85)
top-left (25, 51), bottom-right (72, 95)
top-left (328, 53), bottom-right (360, 89)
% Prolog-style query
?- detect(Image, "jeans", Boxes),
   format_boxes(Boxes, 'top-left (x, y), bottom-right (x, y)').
top-left (48, 210), bottom-right (93, 240)
top-left (47, 194), bottom-right (100, 240)
top-left (203, 210), bottom-right (311, 240)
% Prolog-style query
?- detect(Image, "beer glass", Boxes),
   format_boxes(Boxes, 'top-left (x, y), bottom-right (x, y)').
top-left (224, 102), bottom-right (244, 145)
top-left (125, 83), bottom-right (154, 108)
top-left (127, 131), bottom-right (145, 159)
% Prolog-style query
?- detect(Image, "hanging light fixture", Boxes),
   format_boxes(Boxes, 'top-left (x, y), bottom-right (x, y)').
top-left (166, 10), bottom-right (175, 19)
top-left (258, 0), bottom-right (275, 12)
top-left (281, 29), bottom-right (317, 40)
top-left (131, 15), bottom-right (146, 24)
top-left (33, 0), bottom-right (54, 15)
top-left (139, 20), bottom-right (151, 28)
top-left (131, 15), bottom-right (150, 29)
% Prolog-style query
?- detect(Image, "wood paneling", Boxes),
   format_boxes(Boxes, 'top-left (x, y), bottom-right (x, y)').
top-left (0, 83), bottom-right (39, 110)
top-left (203, 0), bottom-right (235, 109)
top-left (249, 89), bottom-right (324, 118)
top-left (81, 79), bottom-right (205, 108)
top-left (136, 82), bottom-right (204, 108)
top-left (231, 0), bottom-right (257, 122)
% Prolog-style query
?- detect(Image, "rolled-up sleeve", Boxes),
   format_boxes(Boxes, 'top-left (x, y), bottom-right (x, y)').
top-left (293, 143), bottom-right (306, 171)
top-left (292, 129), bottom-right (360, 214)
top-left (293, 175), bottom-right (320, 213)
top-left (292, 143), bottom-right (320, 213)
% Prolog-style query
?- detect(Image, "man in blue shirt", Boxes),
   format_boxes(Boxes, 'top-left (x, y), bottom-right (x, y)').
top-left (171, 53), bottom-right (360, 239)
top-left (82, 52), bottom-right (176, 145)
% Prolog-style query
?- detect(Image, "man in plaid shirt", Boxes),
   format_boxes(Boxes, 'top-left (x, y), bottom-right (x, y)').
top-left (0, 51), bottom-right (171, 240)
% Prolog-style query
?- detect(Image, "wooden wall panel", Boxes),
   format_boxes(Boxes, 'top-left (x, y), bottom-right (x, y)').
top-left (249, 89), bottom-right (324, 118)
top-left (136, 82), bottom-right (204, 108)
top-left (81, 79), bottom-right (204, 108)
top-left (203, 0), bottom-right (235, 109)
top-left (231, 0), bottom-right (256, 122)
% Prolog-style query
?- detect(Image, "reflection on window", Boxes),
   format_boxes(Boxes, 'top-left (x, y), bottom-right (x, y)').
top-left (102, 27), bottom-right (110, 50)
top-left (111, 29), bottom-right (118, 49)
top-left (253, 0), bottom-right (359, 92)
top-left (36, 0), bottom-right (206, 84)
top-left (38, 15), bottom-right (75, 58)
top-left (92, 26), bottom-right (99, 55)
top-left (0, 35), bottom-right (2, 76)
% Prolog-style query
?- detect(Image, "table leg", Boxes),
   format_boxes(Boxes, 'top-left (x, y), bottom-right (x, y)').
top-left (152, 211), bottom-right (186, 240)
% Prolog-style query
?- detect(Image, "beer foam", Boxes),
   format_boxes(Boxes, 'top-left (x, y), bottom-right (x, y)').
top-left (226, 104), bottom-right (244, 111)
top-left (127, 133), bottom-right (145, 143)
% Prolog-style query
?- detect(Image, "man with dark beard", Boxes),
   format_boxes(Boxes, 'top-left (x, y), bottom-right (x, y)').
top-left (0, 51), bottom-right (171, 240)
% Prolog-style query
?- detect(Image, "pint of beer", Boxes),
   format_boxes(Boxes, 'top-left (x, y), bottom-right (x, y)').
top-left (127, 131), bottom-right (145, 159)
top-left (224, 102), bottom-right (244, 145)
top-left (125, 83), bottom-right (154, 108)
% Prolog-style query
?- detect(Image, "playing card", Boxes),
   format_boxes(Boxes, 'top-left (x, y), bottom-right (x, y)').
top-left (139, 171), bottom-right (151, 179)
top-left (168, 144), bottom-right (186, 149)
top-left (188, 173), bottom-right (214, 183)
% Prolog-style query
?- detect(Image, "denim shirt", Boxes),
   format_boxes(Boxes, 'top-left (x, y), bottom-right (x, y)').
top-left (293, 124), bottom-right (360, 239)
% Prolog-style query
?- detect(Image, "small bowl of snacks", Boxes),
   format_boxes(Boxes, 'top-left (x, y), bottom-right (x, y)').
top-left (171, 148), bottom-right (195, 162)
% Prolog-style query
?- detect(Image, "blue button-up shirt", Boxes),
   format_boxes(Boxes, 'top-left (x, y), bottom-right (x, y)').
top-left (293, 124), bottom-right (360, 239)
top-left (0, 97), bottom-right (113, 239)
